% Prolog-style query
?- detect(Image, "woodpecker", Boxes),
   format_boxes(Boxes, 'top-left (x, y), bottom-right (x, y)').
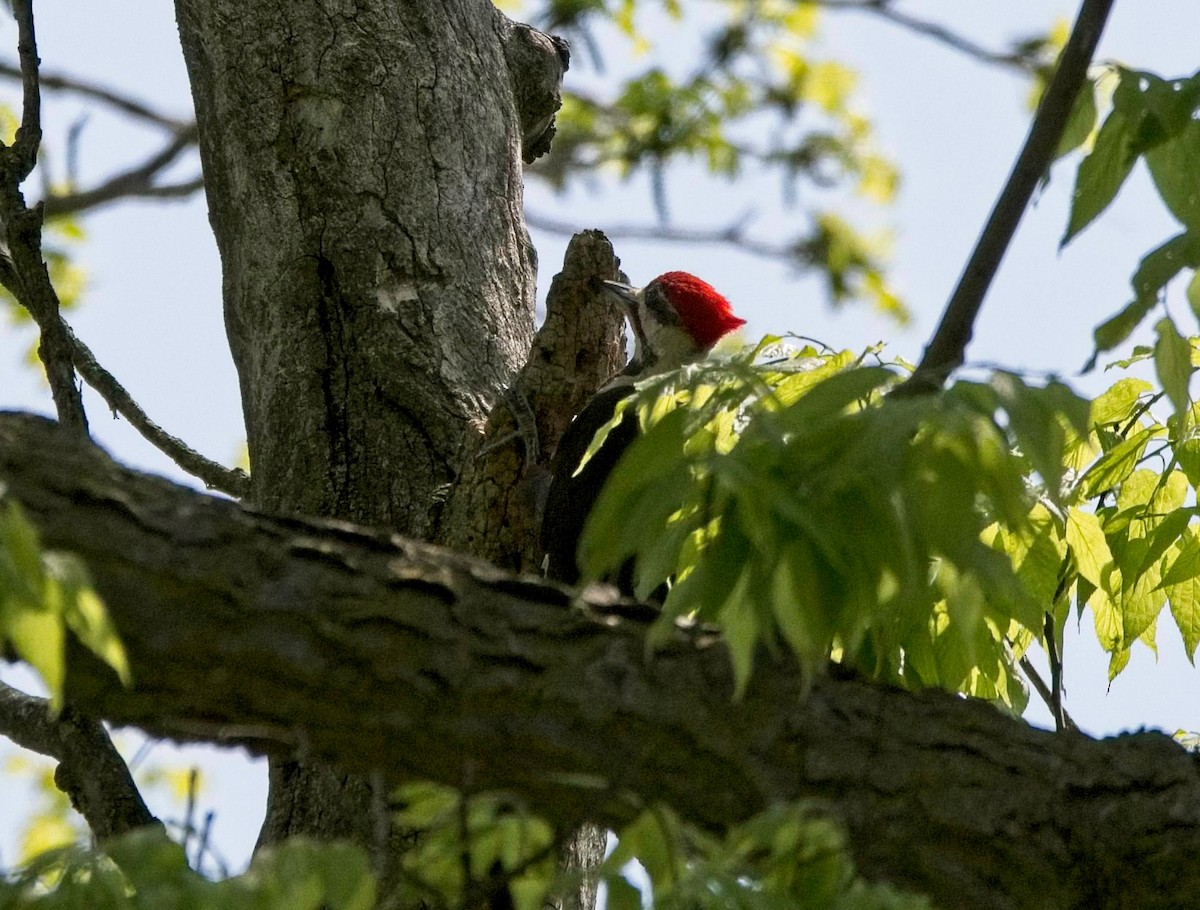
top-left (541, 271), bottom-right (746, 588)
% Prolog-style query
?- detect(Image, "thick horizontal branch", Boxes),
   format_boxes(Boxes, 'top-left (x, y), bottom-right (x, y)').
top-left (1, 413), bottom-right (1198, 908)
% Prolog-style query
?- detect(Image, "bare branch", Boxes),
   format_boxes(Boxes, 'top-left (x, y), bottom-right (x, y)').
top-left (816, 0), bottom-right (1036, 74)
top-left (0, 247), bottom-right (243, 495)
top-left (0, 681), bottom-right (159, 840)
top-left (63, 321), bottom-right (250, 497)
top-left (526, 211), bottom-right (795, 264)
top-left (895, 0), bottom-right (1116, 397)
top-left (42, 125), bottom-right (200, 219)
top-left (0, 0), bottom-right (87, 434)
top-left (0, 59), bottom-right (191, 132)
top-left (9, 1), bottom-right (40, 180)
top-left (1017, 655), bottom-right (1077, 732)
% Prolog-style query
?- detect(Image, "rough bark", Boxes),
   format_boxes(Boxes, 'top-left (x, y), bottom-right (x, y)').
top-left (438, 229), bottom-right (625, 572)
top-left (171, 0), bottom-right (567, 863)
top-left (437, 230), bottom-right (625, 909)
top-left (173, 0), bottom-right (556, 528)
top-left (3, 412), bottom-right (1200, 910)
top-left (0, 683), bottom-right (159, 840)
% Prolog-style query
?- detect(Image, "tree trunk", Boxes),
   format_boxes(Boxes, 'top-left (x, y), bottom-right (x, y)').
top-left (172, 0), bottom-right (568, 891)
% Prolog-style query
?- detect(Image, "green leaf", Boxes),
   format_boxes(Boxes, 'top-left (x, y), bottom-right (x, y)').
top-left (1160, 529), bottom-right (1200, 589)
top-left (1066, 507), bottom-right (1113, 588)
top-left (719, 576), bottom-right (758, 699)
top-left (1138, 508), bottom-right (1194, 578)
top-left (581, 407), bottom-right (692, 578)
top-left (603, 876), bottom-right (643, 910)
top-left (1177, 438), bottom-right (1200, 487)
top-left (775, 365), bottom-right (895, 432)
top-left (1080, 426), bottom-right (1155, 498)
top-left (1165, 568), bottom-right (1200, 661)
top-left (49, 553), bottom-right (131, 687)
top-left (1108, 645), bottom-right (1131, 681)
top-left (1090, 377), bottom-right (1153, 427)
top-left (1117, 549), bottom-right (1166, 644)
top-left (1146, 121), bottom-right (1200, 230)
top-left (5, 602), bottom-right (65, 709)
top-left (0, 500), bottom-right (45, 597)
top-left (991, 372), bottom-right (1089, 500)
top-left (1053, 77), bottom-right (1099, 161)
top-left (1154, 317), bottom-right (1193, 421)
top-left (1090, 584), bottom-right (1123, 652)
top-left (1063, 107), bottom-right (1136, 246)
top-left (1088, 233), bottom-right (1200, 366)
top-left (1003, 506), bottom-right (1066, 607)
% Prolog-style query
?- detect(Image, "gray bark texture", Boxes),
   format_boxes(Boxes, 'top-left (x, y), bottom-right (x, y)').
top-left (170, 0), bottom-right (577, 886)
top-left (3, 411), bottom-right (1200, 910)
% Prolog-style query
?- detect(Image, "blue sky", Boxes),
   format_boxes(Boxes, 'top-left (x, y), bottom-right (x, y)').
top-left (2, 0), bottom-right (1200, 873)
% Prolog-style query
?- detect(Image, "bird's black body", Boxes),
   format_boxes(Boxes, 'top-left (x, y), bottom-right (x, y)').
top-left (541, 381), bottom-right (639, 585)
top-left (540, 270), bottom-right (744, 592)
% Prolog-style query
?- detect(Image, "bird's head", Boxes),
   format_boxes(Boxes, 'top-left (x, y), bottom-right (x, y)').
top-left (602, 271), bottom-right (746, 377)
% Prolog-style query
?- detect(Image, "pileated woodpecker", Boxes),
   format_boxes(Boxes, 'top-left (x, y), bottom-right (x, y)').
top-left (541, 271), bottom-right (746, 587)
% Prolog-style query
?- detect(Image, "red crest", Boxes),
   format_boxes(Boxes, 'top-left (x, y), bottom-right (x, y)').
top-left (651, 271), bottom-right (746, 350)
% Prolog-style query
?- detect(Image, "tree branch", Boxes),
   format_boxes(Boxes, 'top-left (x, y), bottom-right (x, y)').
top-left (1, 411), bottom-right (1197, 909)
top-left (437, 229), bottom-right (624, 570)
top-left (0, 0), bottom-right (87, 434)
top-left (42, 125), bottom-right (200, 219)
top-left (0, 681), bottom-right (159, 840)
top-left (526, 211), bottom-right (795, 265)
top-left (815, 0), bottom-right (1037, 74)
top-left (0, 60), bottom-right (191, 131)
top-left (62, 321), bottom-right (250, 496)
top-left (895, 0), bottom-right (1116, 397)
top-left (0, 259), bottom-right (248, 496)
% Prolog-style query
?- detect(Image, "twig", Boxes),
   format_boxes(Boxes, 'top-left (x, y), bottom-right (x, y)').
top-left (0, 0), bottom-right (87, 434)
top-left (42, 125), bottom-right (201, 219)
top-left (893, 0), bottom-right (1117, 398)
top-left (0, 681), bottom-right (159, 839)
top-left (1018, 655), bottom-right (1077, 732)
top-left (63, 320), bottom-right (251, 497)
top-left (0, 59), bottom-right (191, 131)
top-left (815, 1), bottom-right (1036, 74)
top-left (0, 248), bottom-right (248, 496)
top-left (526, 210), bottom-right (794, 263)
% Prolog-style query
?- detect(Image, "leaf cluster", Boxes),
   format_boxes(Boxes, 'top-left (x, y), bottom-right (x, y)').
top-left (0, 830), bottom-right (374, 910)
top-left (582, 341), bottom-right (1098, 704)
top-left (391, 782), bottom-right (929, 910)
top-left (0, 500), bottom-right (129, 710)
top-left (1059, 67), bottom-right (1200, 381)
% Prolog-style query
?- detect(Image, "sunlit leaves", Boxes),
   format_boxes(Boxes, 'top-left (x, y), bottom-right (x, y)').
top-left (1087, 232), bottom-right (1200, 367)
top-left (521, 0), bottom-right (904, 315)
top-left (1061, 68), bottom-right (1200, 364)
top-left (0, 828), bottom-right (376, 910)
top-left (0, 501), bottom-right (130, 710)
top-left (1053, 77), bottom-right (1098, 161)
top-left (1153, 316), bottom-right (1193, 422)
top-left (581, 344), bottom-right (1094, 701)
top-left (579, 326), bottom-right (1200, 696)
top-left (601, 802), bottom-right (933, 910)
top-left (390, 782), bottom-right (556, 910)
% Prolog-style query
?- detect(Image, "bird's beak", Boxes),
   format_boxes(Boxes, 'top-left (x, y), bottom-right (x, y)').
top-left (600, 280), bottom-right (642, 310)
